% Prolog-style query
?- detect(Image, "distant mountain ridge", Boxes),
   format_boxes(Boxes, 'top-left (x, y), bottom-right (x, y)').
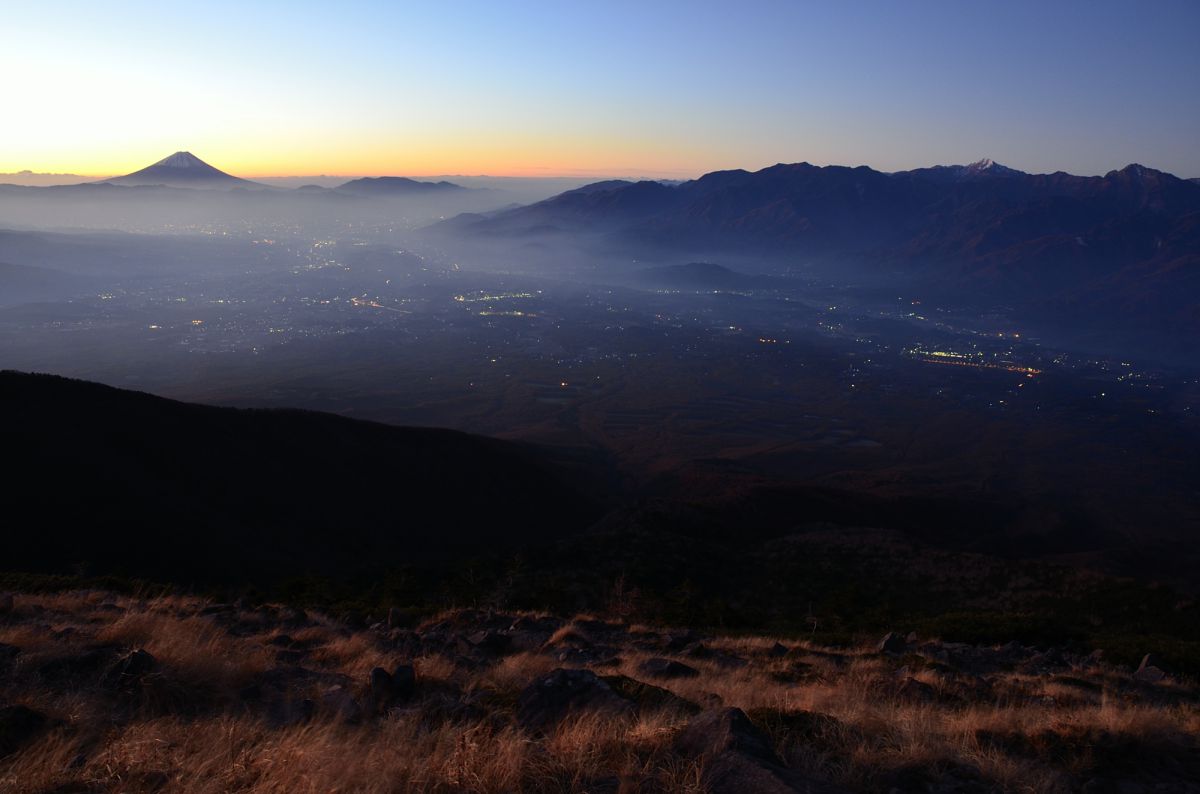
top-left (334, 176), bottom-right (466, 195)
top-left (437, 159), bottom-right (1200, 337)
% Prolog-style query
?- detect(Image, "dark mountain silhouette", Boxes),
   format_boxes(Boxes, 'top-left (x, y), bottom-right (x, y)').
top-left (335, 176), bottom-right (465, 196)
top-left (104, 151), bottom-right (265, 190)
top-left (438, 160), bottom-right (1200, 336)
top-left (2, 371), bottom-right (602, 582)
top-left (633, 262), bottom-right (778, 290)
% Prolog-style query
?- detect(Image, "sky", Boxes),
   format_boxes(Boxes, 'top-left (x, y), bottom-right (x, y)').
top-left (2, 0), bottom-right (1198, 179)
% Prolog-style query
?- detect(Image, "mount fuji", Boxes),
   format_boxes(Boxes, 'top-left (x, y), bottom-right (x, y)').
top-left (104, 151), bottom-right (266, 190)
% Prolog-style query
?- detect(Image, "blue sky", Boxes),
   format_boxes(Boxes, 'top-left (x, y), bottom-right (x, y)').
top-left (3, 0), bottom-right (1198, 177)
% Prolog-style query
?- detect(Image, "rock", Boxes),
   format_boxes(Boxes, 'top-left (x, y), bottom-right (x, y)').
top-left (517, 668), bottom-right (634, 733)
top-left (1133, 663), bottom-right (1167, 683)
top-left (0, 705), bottom-right (48, 757)
top-left (1136, 653), bottom-right (1168, 676)
top-left (665, 630), bottom-right (701, 652)
top-left (877, 632), bottom-right (908, 654)
top-left (366, 664), bottom-right (416, 713)
top-left (459, 629), bottom-right (512, 656)
top-left (601, 675), bottom-right (701, 715)
top-left (674, 707), bottom-right (780, 762)
top-left (110, 649), bottom-right (156, 682)
top-left (674, 708), bottom-right (846, 794)
top-left (767, 642), bottom-right (789, 657)
top-left (391, 664), bottom-right (416, 699)
top-left (895, 677), bottom-right (937, 703)
top-left (637, 658), bottom-right (700, 680)
top-left (278, 607), bottom-right (308, 625)
top-left (322, 685), bottom-right (362, 724)
top-left (0, 593), bottom-right (13, 616)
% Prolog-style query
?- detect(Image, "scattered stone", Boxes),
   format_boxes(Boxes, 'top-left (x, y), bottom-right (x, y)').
top-left (895, 677), bottom-right (937, 703)
top-left (111, 649), bottom-right (156, 682)
top-left (517, 668), bottom-right (634, 733)
top-left (637, 658), bottom-right (700, 680)
top-left (665, 630), bottom-right (701, 652)
top-left (674, 707), bottom-right (780, 763)
top-left (459, 629), bottom-right (512, 656)
top-left (877, 632), bottom-right (908, 654)
top-left (674, 708), bottom-right (846, 793)
top-left (278, 607), bottom-right (308, 625)
top-left (1134, 654), bottom-right (1168, 683)
top-left (391, 664), bottom-right (416, 699)
top-left (601, 675), bottom-right (701, 715)
top-left (366, 664), bottom-right (416, 713)
top-left (321, 685), bottom-right (362, 724)
top-left (1137, 653), bottom-right (1168, 674)
top-left (0, 705), bottom-right (48, 757)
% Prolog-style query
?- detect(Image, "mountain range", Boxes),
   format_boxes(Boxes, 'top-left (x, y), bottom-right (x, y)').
top-left (0, 152), bottom-right (470, 195)
top-left (437, 159), bottom-right (1200, 339)
top-left (99, 152), bottom-right (469, 195)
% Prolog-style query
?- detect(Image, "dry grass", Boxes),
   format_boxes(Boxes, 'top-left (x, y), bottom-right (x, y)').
top-left (1, 593), bottom-right (1197, 793)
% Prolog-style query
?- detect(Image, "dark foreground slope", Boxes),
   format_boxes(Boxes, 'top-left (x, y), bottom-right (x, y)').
top-left (1, 371), bottom-right (602, 581)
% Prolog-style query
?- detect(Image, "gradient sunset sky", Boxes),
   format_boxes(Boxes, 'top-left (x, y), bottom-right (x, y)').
top-left (4, 0), bottom-right (1198, 179)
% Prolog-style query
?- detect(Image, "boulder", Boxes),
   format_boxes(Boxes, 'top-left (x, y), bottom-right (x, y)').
top-left (673, 708), bottom-right (847, 794)
top-left (459, 629), bottom-right (512, 657)
top-left (366, 664), bottom-right (416, 713)
top-left (321, 685), bottom-right (363, 724)
top-left (1134, 654), bottom-right (1168, 683)
top-left (674, 707), bottom-right (780, 762)
top-left (601, 675), bottom-right (701, 715)
top-left (665, 630), bottom-right (702, 652)
top-left (767, 642), bottom-right (789, 658)
top-left (109, 649), bottom-right (156, 683)
top-left (877, 632), bottom-right (908, 654)
top-left (517, 668), bottom-right (634, 733)
top-left (895, 676), bottom-right (937, 703)
top-left (637, 658), bottom-right (700, 680)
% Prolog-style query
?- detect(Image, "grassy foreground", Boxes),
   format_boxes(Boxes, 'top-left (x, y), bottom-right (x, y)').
top-left (1, 590), bottom-right (1198, 793)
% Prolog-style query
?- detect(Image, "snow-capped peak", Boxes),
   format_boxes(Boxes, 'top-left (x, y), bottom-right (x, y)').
top-left (963, 158), bottom-right (1022, 177)
top-left (151, 152), bottom-right (207, 170)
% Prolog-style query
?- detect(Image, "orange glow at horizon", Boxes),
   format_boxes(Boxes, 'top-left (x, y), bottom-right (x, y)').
top-left (2, 135), bottom-right (712, 180)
